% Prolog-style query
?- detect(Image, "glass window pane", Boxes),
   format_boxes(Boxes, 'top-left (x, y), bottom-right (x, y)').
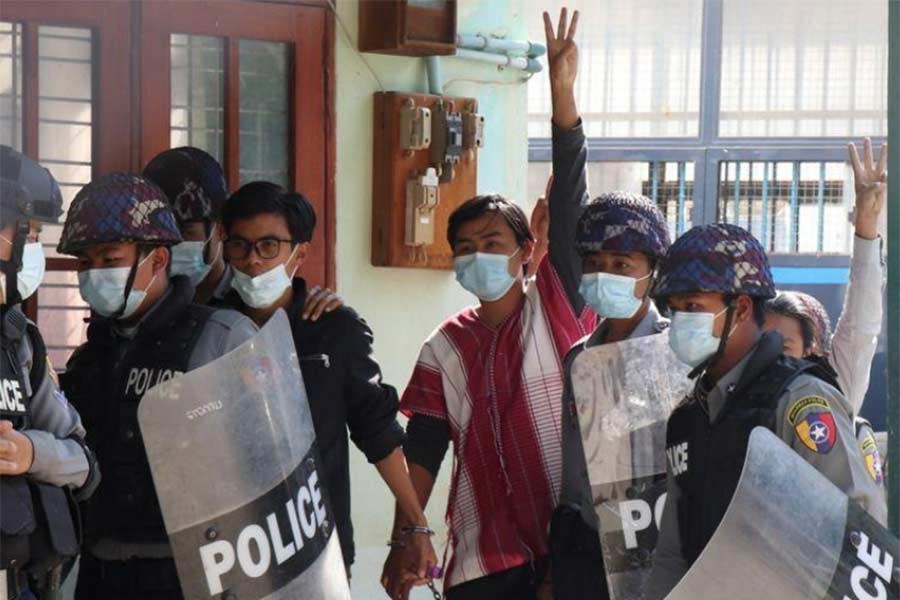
top-left (239, 39), bottom-right (289, 187)
top-left (38, 25), bottom-right (93, 259)
top-left (526, 160), bottom-right (694, 240)
top-left (527, 0), bottom-right (703, 138)
top-left (720, 0), bottom-right (888, 137)
top-left (169, 34), bottom-right (224, 163)
top-left (717, 161), bottom-right (851, 254)
top-left (37, 271), bottom-right (90, 370)
top-left (36, 25), bottom-right (94, 365)
top-left (0, 21), bottom-right (22, 149)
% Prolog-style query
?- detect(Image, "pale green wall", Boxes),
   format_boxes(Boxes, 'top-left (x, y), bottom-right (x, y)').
top-left (332, 0), bottom-right (530, 596)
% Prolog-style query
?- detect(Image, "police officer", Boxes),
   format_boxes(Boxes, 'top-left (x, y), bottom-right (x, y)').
top-left (0, 146), bottom-right (99, 599)
top-left (551, 192), bottom-right (671, 600)
top-left (56, 173), bottom-right (258, 600)
top-left (142, 147), bottom-right (340, 318)
top-left (644, 223), bottom-right (887, 598)
top-left (766, 290), bottom-right (886, 493)
top-left (141, 147), bottom-right (232, 306)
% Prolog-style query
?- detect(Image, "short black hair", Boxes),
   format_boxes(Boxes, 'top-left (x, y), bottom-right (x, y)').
top-left (724, 294), bottom-right (767, 328)
top-left (447, 194), bottom-right (533, 249)
top-left (222, 181), bottom-right (316, 243)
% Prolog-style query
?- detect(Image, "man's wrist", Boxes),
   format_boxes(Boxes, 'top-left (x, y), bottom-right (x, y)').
top-left (855, 223), bottom-right (879, 240)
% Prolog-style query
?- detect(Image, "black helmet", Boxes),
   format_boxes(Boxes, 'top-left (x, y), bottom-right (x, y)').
top-left (1, 145), bottom-right (64, 228)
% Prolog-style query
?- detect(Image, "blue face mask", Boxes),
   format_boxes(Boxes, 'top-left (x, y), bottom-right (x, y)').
top-left (668, 308), bottom-right (731, 368)
top-left (78, 253), bottom-right (156, 319)
top-left (453, 249), bottom-right (520, 302)
top-left (578, 272), bottom-right (649, 319)
top-left (170, 232), bottom-right (220, 286)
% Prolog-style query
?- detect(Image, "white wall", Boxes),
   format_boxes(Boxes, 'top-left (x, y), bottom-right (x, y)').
top-left (332, 1), bottom-right (530, 597)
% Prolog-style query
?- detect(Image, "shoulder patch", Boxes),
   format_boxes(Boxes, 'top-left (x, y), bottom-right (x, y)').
top-left (786, 395), bottom-right (830, 425)
top-left (859, 431), bottom-right (884, 484)
top-left (792, 406), bottom-right (837, 454)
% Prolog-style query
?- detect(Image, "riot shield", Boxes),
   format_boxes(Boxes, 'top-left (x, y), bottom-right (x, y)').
top-left (138, 310), bottom-right (351, 600)
top-left (667, 427), bottom-right (899, 600)
top-left (569, 331), bottom-right (692, 600)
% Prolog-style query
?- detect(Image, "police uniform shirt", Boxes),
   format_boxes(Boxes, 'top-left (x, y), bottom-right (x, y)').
top-left (110, 283), bottom-right (256, 369)
top-left (645, 349), bottom-right (888, 599)
top-left (1, 307), bottom-right (92, 489)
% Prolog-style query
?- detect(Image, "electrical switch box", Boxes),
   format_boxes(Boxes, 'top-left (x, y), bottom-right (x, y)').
top-left (372, 91), bottom-right (480, 270)
top-left (405, 168), bottom-right (440, 246)
top-left (399, 103), bottom-right (431, 150)
top-left (430, 100), bottom-right (464, 183)
top-left (463, 112), bottom-right (485, 149)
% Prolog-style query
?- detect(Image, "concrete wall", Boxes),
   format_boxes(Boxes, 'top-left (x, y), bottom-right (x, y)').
top-left (331, 1), bottom-right (530, 596)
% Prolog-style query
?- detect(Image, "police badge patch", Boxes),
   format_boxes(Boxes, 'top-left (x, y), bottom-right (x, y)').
top-left (788, 396), bottom-right (837, 454)
top-left (860, 432), bottom-right (884, 484)
top-left (795, 412), bottom-right (837, 454)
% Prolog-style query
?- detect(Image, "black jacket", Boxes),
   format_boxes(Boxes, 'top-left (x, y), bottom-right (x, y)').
top-left (228, 278), bottom-right (403, 566)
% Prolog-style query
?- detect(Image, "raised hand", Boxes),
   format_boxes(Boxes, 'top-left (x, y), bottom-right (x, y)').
top-left (543, 8), bottom-right (580, 130)
top-left (848, 138), bottom-right (888, 240)
top-left (543, 8), bottom-right (580, 91)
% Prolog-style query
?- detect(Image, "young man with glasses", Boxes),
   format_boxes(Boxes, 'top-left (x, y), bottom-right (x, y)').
top-left (143, 146), bottom-right (342, 319)
top-left (221, 182), bottom-right (437, 580)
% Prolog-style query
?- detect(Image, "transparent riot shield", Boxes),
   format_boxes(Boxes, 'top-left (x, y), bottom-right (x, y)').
top-left (569, 331), bottom-right (692, 600)
top-left (667, 427), bottom-right (899, 600)
top-left (138, 310), bottom-right (351, 600)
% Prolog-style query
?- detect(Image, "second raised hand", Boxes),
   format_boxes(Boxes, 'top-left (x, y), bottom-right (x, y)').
top-left (849, 138), bottom-right (888, 240)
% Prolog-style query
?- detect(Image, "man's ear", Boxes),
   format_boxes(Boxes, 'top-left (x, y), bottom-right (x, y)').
top-left (151, 246), bottom-right (169, 275)
top-left (214, 221), bottom-right (227, 241)
top-left (520, 239), bottom-right (535, 266)
top-left (288, 242), bottom-right (310, 277)
top-left (735, 294), bottom-right (754, 324)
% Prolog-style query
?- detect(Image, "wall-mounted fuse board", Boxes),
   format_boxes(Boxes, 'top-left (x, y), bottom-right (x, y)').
top-left (372, 91), bottom-right (483, 270)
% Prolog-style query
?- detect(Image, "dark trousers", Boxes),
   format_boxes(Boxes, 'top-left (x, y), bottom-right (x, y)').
top-left (75, 554), bottom-right (183, 600)
top-left (549, 506), bottom-right (610, 600)
top-left (445, 559), bottom-right (548, 600)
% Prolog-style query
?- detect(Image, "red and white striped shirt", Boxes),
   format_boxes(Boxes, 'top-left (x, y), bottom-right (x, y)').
top-left (401, 258), bottom-right (596, 588)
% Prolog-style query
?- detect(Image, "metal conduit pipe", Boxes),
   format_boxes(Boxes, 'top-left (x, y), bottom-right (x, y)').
top-left (425, 55), bottom-right (443, 95)
top-left (456, 33), bottom-right (546, 58)
top-left (453, 48), bottom-right (543, 73)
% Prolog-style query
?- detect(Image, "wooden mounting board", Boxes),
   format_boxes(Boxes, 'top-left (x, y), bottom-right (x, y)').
top-left (371, 91), bottom-right (479, 270)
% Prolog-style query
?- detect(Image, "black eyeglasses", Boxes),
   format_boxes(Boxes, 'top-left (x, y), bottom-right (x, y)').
top-left (224, 237), bottom-right (294, 260)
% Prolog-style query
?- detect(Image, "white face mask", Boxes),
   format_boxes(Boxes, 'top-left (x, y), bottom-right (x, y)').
top-left (170, 229), bottom-right (220, 286)
top-left (78, 252), bottom-right (157, 319)
top-left (0, 236), bottom-right (46, 302)
top-left (669, 307), bottom-right (735, 368)
top-left (231, 246), bottom-right (298, 309)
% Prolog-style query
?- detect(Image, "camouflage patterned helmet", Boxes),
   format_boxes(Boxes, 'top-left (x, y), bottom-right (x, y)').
top-left (652, 223), bottom-right (776, 301)
top-left (57, 172), bottom-right (182, 255)
top-left (142, 146), bottom-right (227, 223)
top-left (575, 191), bottom-right (671, 260)
top-left (1, 145), bottom-right (64, 227)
